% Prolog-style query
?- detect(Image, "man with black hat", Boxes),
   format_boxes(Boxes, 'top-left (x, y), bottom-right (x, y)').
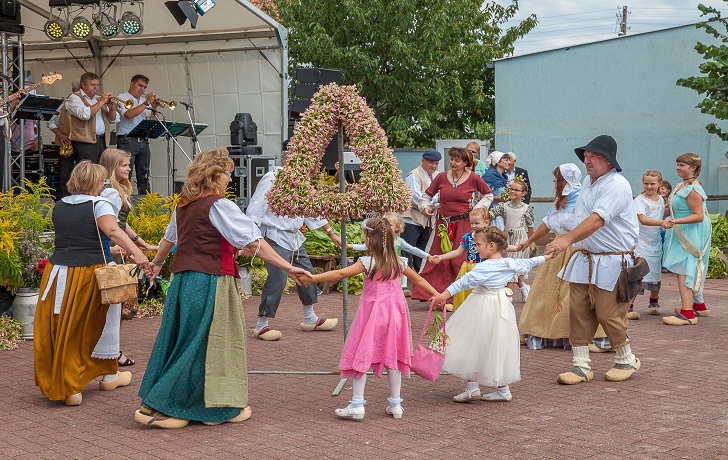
top-left (544, 135), bottom-right (640, 385)
top-left (401, 149), bottom-right (441, 273)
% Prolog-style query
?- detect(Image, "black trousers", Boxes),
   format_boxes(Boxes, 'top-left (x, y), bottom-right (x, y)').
top-left (117, 136), bottom-right (150, 195)
top-left (401, 222), bottom-right (431, 271)
top-left (60, 138), bottom-right (105, 197)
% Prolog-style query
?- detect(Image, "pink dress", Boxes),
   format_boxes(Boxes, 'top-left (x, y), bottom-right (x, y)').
top-left (340, 256), bottom-right (412, 378)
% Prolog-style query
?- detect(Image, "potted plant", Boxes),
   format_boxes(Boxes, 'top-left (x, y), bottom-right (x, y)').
top-left (0, 179), bottom-right (55, 339)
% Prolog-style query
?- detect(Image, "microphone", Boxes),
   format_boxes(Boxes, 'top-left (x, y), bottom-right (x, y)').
top-left (145, 103), bottom-right (159, 114)
top-left (180, 101), bottom-right (193, 109)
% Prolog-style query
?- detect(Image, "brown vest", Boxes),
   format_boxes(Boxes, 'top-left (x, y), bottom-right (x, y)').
top-left (170, 195), bottom-right (239, 277)
top-left (61, 91), bottom-right (112, 146)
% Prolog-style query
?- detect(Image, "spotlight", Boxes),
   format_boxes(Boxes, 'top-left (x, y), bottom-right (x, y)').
top-left (165, 1), bottom-right (198, 29)
top-left (120, 11), bottom-right (143, 36)
top-left (70, 16), bottom-right (93, 40)
top-left (95, 14), bottom-right (119, 39)
top-left (44, 18), bottom-right (68, 41)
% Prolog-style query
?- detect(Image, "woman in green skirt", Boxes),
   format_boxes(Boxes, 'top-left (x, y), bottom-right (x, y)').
top-left (135, 148), bottom-right (310, 429)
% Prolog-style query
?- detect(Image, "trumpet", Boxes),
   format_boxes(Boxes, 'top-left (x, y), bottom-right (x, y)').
top-left (144, 94), bottom-right (177, 110)
top-left (109, 96), bottom-right (133, 109)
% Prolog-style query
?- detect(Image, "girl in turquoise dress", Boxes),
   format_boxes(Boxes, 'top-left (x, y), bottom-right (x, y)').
top-left (661, 153), bottom-right (711, 326)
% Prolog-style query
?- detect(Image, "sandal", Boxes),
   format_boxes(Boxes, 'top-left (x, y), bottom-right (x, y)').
top-left (118, 351), bottom-right (135, 367)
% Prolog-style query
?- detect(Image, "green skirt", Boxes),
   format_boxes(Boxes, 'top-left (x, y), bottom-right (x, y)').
top-left (138, 271), bottom-right (247, 423)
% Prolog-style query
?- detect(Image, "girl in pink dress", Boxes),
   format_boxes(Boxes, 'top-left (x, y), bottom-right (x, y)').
top-left (301, 216), bottom-right (438, 420)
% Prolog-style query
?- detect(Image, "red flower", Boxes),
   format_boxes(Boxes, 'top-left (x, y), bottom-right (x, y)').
top-left (35, 258), bottom-right (49, 275)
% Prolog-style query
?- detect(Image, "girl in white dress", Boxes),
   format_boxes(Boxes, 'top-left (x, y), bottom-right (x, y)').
top-left (628, 170), bottom-right (668, 319)
top-left (432, 227), bottom-right (550, 402)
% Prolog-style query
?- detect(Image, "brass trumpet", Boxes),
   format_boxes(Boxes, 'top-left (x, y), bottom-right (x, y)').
top-left (143, 94), bottom-right (177, 110)
top-left (109, 96), bottom-right (133, 109)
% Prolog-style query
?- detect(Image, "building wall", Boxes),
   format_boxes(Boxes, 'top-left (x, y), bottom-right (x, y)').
top-left (495, 25), bottom-right (728, 219)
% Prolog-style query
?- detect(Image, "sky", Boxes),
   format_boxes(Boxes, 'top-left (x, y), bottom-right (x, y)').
top-left (494, 0), bottom-right (728, 56)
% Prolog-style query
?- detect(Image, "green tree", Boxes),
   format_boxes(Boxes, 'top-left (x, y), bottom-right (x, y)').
top-left (261, 1), bottom-right (536, 147)
top-left (677, 3), bottom-right (728, 142)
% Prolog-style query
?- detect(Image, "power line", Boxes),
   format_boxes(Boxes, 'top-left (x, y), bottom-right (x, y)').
top-left (517, 32), bottom-right (615, 44)
top-left (504, 8), bottom-right (614, 23)
top-left (526, 23), bottom-right (614, 35)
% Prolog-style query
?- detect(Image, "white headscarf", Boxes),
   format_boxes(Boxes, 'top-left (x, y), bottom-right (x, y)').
top-left (487, 151), bottom-right (507, 168)
top-left (559, 163), bottom-right (582, 196)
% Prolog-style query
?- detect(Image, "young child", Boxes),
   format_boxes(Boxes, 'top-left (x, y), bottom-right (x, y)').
top-left (432, 227), bottom-right (550, 402)
top-left (489, 179), bottom-right (535, 301)
top-left (659, 180), bottom-right (672, 218)
top-left (628, 170), bottom-right (667, 319)
top-left (432, 208), bottom-right (491, 311)
top-left (348, 213), bottom-right (435, 297)
top-left (303, 217), bottom-right (439, 420)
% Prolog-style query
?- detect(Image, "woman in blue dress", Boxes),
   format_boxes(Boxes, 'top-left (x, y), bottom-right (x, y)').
top-left (661, 153), bottom-right (711, 326)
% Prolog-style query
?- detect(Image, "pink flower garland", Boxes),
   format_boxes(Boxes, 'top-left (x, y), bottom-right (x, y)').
top-left (267, 83), bottom-right (412, 221)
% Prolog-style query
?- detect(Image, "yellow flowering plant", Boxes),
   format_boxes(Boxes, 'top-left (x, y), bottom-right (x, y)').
top-left (0, 179), bottom-right (54, 289)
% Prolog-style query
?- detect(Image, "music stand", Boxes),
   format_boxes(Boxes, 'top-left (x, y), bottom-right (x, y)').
top-left (168, 122), bottom-right (207, 139)
top-left (126, 118), bottom-right (171, 140)
top-left (164, 122), bottom-right (208, 193)
top-left (14, 95), bottom-right (64, 177)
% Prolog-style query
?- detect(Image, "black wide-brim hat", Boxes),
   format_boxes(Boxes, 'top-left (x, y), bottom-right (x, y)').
top-left (574, 135), bottom-right (621, 172)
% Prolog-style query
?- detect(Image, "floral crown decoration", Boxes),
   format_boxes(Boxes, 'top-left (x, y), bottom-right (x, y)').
top-left (266, 84), bottom-right (411, 221)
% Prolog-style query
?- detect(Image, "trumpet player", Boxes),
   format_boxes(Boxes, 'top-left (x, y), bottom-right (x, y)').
top-left (116, 74), bottom-right (160, 195)
top-left (64, 72), bottom-right (117, 165)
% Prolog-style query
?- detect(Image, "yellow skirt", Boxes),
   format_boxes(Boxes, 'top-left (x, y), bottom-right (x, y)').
top-left (452, 261), bottom-right (477, 311)
top-left (34, 263), bottom-right (117, 400)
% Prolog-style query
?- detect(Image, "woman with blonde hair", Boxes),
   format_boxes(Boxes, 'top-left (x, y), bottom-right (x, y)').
top-left (136, 148), bottom-right (311, 429)
top-left (34, 161), bottom-right (152, 406)
top-left (94, 148), bottom-right (157, 367)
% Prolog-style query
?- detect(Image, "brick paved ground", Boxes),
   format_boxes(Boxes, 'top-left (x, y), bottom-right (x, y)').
top-left (1, 274), bottom-right (726, 459)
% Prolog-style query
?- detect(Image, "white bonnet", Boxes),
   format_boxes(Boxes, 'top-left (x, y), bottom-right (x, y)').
top-left (487, 151), bottom-right (507, 168)
top-left (559, 163), bottom-right (582, 195)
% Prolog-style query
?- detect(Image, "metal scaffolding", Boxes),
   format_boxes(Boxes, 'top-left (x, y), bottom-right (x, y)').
top-left (1, 29), bottom-right (25, 192)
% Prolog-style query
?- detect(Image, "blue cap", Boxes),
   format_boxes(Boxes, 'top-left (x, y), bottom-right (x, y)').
top-left (422, 150), bottom-right (441, 161)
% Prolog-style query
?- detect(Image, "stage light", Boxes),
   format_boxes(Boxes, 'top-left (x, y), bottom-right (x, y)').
top-left (70, 16), bottom-right (93, 40)
top-left (44, 18), bottom-right (68, 41)
top-left (166, 1), bottom-right (198, 29)
top-left (120, 11), bottom-right (143, 36)
top-left (95, 14), bottom-right (119, 39)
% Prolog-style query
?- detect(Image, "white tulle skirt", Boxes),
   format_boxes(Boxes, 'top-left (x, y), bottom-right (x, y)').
top-left (442, 286), bottom-right (520, 387)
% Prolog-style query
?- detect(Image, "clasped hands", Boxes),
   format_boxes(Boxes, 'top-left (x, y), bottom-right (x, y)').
top-left (661, 218), bottom-right (675, 229)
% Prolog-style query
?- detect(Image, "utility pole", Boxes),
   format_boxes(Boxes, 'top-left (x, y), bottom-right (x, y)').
top-left (618, 5), bottom-right (629, 36)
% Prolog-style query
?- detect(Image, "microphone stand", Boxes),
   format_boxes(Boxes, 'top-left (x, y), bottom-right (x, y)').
top-left (180, 101), bottom-right (200, 157)
top-left (149, 108), bottom-right (192, 195)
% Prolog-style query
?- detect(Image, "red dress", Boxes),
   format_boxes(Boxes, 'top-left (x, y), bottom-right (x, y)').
top-left (411, 172), bottom-right (492, 300)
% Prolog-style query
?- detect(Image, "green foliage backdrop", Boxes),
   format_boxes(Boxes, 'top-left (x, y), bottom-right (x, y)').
top-left (262, 0), bottom-right (537, 147)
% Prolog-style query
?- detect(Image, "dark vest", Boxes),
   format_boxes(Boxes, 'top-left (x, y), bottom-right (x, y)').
top-left (50, 200), bottom-right (107, 267)
top-left (170, 195), bottom-right (239, 277)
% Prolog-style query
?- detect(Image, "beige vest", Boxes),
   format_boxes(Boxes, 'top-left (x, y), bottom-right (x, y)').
top-left (401, 166), bottom-right (434, 228)
top-left (60, 91), bottom-right (112, 146)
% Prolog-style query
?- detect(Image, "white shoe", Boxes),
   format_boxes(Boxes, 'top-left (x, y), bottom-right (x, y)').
top-left (482, 389), bottom-right (512, 402)
top-left (335, 405), bottom-right (365, 420)
top-left (385, 405), bottom-right (403, 419)
top-left (453, 388), bottom-right (481, 403)
top-left (519, 285), bottom-right (530, 302)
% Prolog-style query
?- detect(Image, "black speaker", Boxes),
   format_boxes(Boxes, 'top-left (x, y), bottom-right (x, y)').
top-left (0, 0), bottom-right (18, 19)
top-left (230, 113), bottom-right (257, 146)
top-left (289, 68), bottom-right (343, 117)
